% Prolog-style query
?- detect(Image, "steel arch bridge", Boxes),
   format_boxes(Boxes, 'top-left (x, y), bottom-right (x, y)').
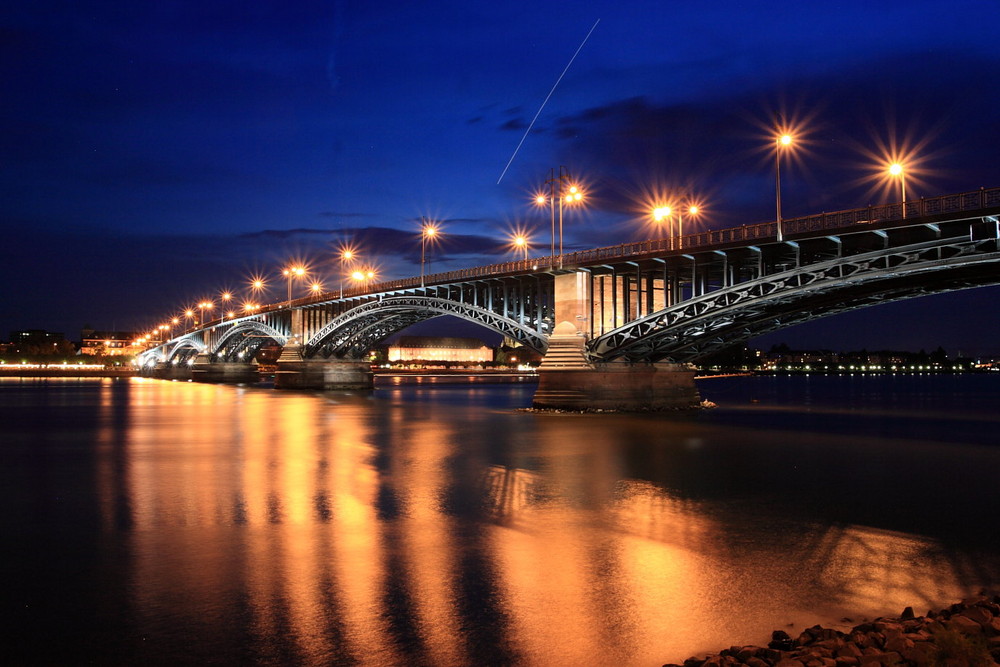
top-left (136, 186), bottom-right (1000, 371)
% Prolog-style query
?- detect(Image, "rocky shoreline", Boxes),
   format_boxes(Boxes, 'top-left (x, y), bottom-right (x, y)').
top-left (665, 593), bottom-right (1000, 667)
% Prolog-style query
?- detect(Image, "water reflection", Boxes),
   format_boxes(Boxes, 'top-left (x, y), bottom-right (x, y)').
top-left (77, 380), bottom-right (1000, 664)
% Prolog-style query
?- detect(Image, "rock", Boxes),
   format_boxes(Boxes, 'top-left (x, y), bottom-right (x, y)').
top-left (948, 613), bottom-right (984, 636)
top-left (960, 605), bottom-right (993, 627)
top-left (770, 638), bottom-right (796, 651)
top-left (882, 635), bottom-right (913, 655)
top-left (745, 658), bottom-right (770, 667)
top-left (900, 640), bottom-right (937, 667)
top-left (901, 606), bottom-right (915, 620)
top-left (774, 659), bottom-right (804, 667)
top-left (760, 648), bottom-right (783, 662)
top-left (833, 658), bottom-right (859, 667)
top-left (835, 643), bottom-right (862, 659)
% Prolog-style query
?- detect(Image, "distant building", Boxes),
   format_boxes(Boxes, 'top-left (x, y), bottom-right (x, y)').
top-left (79, 328), bottom-right (138, 356)
top-left (387, 336), bottom-right (493, 363)
top-left (10, 329), bottom-right (65, 346)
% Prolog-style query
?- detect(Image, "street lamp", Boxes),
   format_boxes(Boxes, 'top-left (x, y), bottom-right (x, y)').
top-left (653, 205), bottom-right (673, 249)
top-left (889, 162), bottom-right (906, 213)
top-left (352, 268), bottom-right (376, 290)
top-left (282, 265), bottom-right (306, 303)
top-left (677, 204), bottom-right (700, 249)
top-left (420, 219), bottom-right (439, 288)
top-left (541, 167), bottom-right (585, 269)
top-left (511, 233), bottom-right (530, 261)
top-left (197, 301), bottom-right (214, 327)
top-left (534, 191), bottom-right (554, 261)
top-left (338, 248), bottom-right (356, 298)
top-left (775, 131), bottom-right (793, 242)
top-left (309, 282), bottom-right (323, 296)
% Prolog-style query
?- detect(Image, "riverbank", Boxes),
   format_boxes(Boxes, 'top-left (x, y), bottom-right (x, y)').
top-left (666, 593), bottom-right (1000, 667)
top-left (0, 366), bottom-right (136, 378)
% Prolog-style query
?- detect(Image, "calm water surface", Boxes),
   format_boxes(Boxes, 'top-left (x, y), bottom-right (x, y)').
top-left (2, 374), bottom-right (999, 666)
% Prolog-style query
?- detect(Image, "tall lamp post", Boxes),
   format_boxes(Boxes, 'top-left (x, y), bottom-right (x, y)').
top-left (282, 266), bottom-right (306, 303)
top-left (421, 219), bottom-right (438, 288)
top-left (889, 162), bottom-right (906, 214)
top-left (197, 301), bottom-right (214, 327)
top-left (540, 166), bottom-right (584, 269)
top-left (653, 205), bottom-right (673, 249)
top-left (775, 131), bottom-right (793, 242)
top-left (676, 204), bottom-right (699, 249)
top-left (338, 249), bottom-right (355, 298)
top-left (512, 234), bottom-right (530, 261)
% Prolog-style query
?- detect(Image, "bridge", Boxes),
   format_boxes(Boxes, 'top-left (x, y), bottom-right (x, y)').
top-left (137, 186), bottom-right (1000, 410)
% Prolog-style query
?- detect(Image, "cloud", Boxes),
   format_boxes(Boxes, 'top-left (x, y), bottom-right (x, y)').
top-left (546, 50), bottom-right (1000, 229)
top-left (500, 117), bottom-right (530, 131)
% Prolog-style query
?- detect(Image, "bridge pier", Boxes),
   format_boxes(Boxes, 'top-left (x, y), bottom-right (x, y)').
top-left (532, 272), bottom-right (701, 411)
top-left (191, 354), bottom-right (260, 383)
top-left (149, 361), bottom-right (193, 381)
top-left (273, 344), bottom-right (373, 390)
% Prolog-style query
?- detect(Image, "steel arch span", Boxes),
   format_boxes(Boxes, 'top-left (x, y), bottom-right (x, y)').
top-left (211, 320), bottom-right (289, 362)
top-left (589, 236), bottom-right (1000, 363)
top-left (303, 296), bottom-right (550, 359)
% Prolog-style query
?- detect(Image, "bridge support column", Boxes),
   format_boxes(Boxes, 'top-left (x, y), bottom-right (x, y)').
top-left (191, 354), bottom-right (260, 383)
top-left (152, 361), bottom-right (193, 380)
top-left (533, 272), bottom-right (701, 411)
top-left (274, 344), bottom-right (373, 390)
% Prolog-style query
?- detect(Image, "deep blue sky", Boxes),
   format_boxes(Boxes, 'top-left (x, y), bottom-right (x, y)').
top-left (4, 1), bottom-right (1000, 355)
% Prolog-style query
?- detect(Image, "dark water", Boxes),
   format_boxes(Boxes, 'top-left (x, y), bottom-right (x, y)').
top-left (2, 374), bottom-right (999, 666)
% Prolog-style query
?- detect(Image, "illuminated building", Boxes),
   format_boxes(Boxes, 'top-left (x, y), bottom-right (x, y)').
top-left (387, 336), bottom-right (493, 364)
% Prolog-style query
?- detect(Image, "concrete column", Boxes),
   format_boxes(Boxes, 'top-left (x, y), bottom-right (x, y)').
top-left (533, 271), bottom-right (701, 411)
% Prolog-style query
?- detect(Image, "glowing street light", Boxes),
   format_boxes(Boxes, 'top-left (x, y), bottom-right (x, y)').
top-left (533, 190), bottom-right (555, 260)
top-left (541, 166), bottom-right (586, 269)
top-left (282, 265), bottom-right (306, 303)
top-left (775, 130), bottom-right (794, 242)
top-left (248, 276), bottom-right (267, 299)
top-left (351, 267), bottom-right (376, 290)
top-left (889, 162), bottom-right (906, 212)
top-left (420, 219), bottom-right (439, 288)
top-left (677, 204), bottom-right (701, 249)
top-left (309, 282), bottom-right (323, 296)
top-left (197, 301), bottom-right (214, 327)
top-left (653, 204), bottom-right (673, 248)
top-left (511, 233), bottom-right (530, 261)
top-left (338, 247), bottom-right (357, 298)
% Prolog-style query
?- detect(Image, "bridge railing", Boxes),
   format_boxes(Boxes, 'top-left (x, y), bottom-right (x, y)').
top-left (184, 185), bottom-right (1000, 333)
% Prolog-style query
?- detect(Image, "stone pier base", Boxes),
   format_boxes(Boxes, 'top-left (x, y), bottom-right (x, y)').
top-left (149, 361), bottom-right (193, 381)
top-left (192, 358), bottom-right (260, 384)
top-left (274, 346), bottom-right (373, 390)
top-left (532, 362), bottom-right (701, 411)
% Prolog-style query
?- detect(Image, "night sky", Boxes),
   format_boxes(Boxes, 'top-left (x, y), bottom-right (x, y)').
top-left (4, 1), bottom-right (1000, 355)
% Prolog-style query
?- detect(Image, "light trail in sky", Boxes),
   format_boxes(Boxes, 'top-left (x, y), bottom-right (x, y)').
top-left (496, 19), bottom-right (600, 184)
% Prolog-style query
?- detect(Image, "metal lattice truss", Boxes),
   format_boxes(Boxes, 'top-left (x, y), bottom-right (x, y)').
top-left (211, 320), bottom-right (289, 362)
top-left (590, 237), bottom-right (1000, 363)
top-left (136, 334), bottom-right (205, 367)
top-left (304, 296), bottom-right (550, 359)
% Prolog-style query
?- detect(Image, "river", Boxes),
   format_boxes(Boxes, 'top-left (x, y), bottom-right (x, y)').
top-left (2, 373), bottom-right (999, 666)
